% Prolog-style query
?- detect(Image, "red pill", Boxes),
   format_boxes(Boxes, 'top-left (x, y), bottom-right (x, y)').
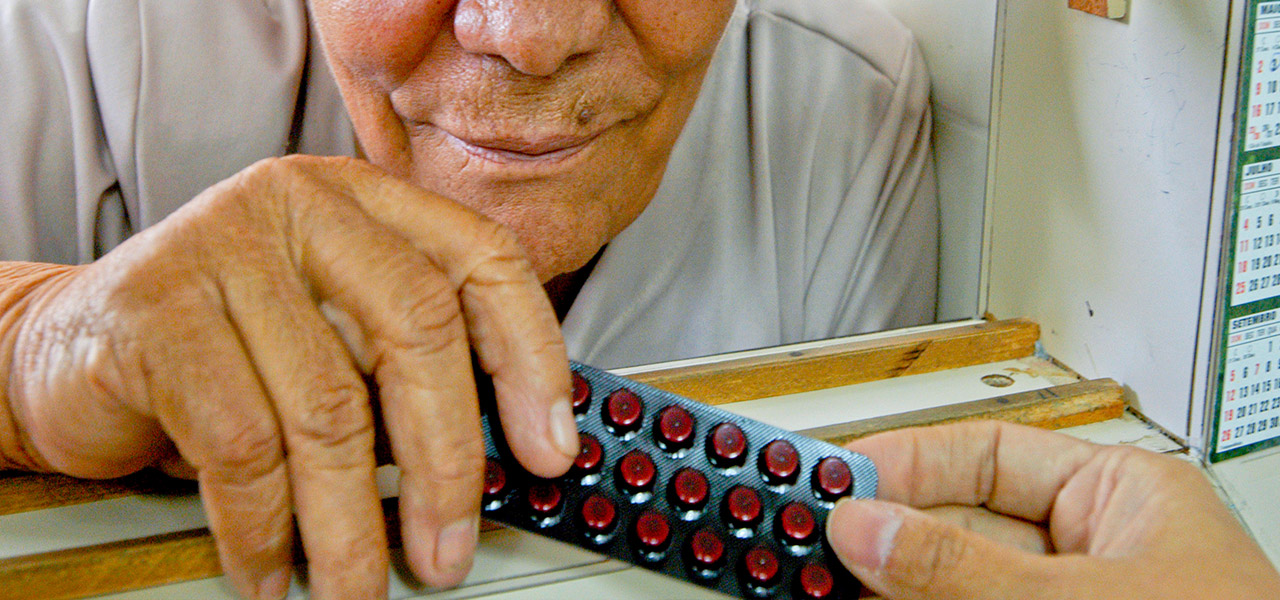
top-left (723, 485), bottom-right (762, 528)
top-left (571, 372), bottom-right (592, 415)
top-left (813, 457), bottom-right (853, 500)
top-left (707, 422), bottom-right (748, 468)
top-left (617, 449), bottom-right (657, 494)
top-left (742, 546), bottom-right (780, 587)
top-left (604, 389), bottom-right (644, 434)
top-left (527, 483), bottom-right (562, 516)
top-left (580, 494), bottom-right (618, 534)
top-left (777, 502), bottom-right (817, 545)
top-left (797, 563), bottom-right (835, 598)
top-left (634, 511), bottom-right (671, 551)
top-left (686, 528), bottom-right (726, 570)
top-left (573, 433), bottom-right (604, 475)
top-left (483, 458), bottom-right (507, 500)
top-left (669, 467), bottom-right (710, 511)
top-left (656, 406), bottom-right (695, 451)
top-left (760, 439), bottom-right (800, 485)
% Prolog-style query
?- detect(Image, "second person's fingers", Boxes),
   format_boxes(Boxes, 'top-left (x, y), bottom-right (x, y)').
top-left (827, 499), bottom-right (1077, 600)
top-left (845, 421), bottom-right (1102, 522)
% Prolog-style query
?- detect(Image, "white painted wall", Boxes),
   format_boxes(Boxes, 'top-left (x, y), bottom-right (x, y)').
top-left (985, 1), bottom-right (1232, 437)
top-left (868, 0), bottom-right (1000, 322)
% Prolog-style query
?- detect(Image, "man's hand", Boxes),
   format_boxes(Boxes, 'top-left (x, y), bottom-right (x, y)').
top-left (1, 156), bottom-right (579, 599)
top-left (827, 421), bottom-right (1280, 599)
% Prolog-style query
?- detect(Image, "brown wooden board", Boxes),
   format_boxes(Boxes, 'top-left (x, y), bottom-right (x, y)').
top-left (629, 319), bottom-right (1041, 405)
top-left (800, 378), bottom-right (1126, 446)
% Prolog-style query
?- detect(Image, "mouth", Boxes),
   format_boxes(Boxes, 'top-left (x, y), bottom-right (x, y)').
top-left (440, 129), bottom-right (602, 165)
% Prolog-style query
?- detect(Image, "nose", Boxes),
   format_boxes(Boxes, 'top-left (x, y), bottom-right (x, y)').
top-left (453, 0), bottom-right (610, 76)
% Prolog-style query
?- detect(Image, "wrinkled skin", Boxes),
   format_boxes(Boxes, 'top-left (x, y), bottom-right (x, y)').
top-left (1, 2), bottom-right (735, 599)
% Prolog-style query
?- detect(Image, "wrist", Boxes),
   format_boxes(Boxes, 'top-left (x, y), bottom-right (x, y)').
top-left (0, 262), bottom-right (78, 472)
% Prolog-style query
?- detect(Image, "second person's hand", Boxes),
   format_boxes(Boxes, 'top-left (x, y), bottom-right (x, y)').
top-left (826, 421), bottom-right (1280, 599)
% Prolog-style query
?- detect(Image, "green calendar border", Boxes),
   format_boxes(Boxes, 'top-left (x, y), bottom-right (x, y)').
top-left (1210, 0), bottom-right (1280, 462)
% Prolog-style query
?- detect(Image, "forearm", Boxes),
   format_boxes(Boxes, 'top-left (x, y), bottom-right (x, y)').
top-left (0, 262), bottom-right (78, 471)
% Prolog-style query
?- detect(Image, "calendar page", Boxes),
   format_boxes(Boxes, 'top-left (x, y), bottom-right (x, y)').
top-left (1212, 0), bottom-right (1280, 461)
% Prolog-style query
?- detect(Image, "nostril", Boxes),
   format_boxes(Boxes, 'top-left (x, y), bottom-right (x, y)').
top-left (452, 0), bottom-right (609, 77)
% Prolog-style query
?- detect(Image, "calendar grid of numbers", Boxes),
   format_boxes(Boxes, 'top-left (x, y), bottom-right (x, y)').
top-left (1212, 0), bottom-right (1280, 461)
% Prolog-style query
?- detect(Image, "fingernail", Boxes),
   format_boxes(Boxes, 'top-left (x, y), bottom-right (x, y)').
top-left (549, 400), bottom-right (579, 459)
top-left (436, 516), bottom-right (479, 576)
top-left (826, 499), bottom-right (902, 572)
top-left (257, 566), bottom-right (291, 600)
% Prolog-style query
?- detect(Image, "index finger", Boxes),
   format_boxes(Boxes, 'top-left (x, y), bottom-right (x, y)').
top-left (315, 157), bottom-right (579, 477)
top-left (844, 421), bottom-right (1101, 522)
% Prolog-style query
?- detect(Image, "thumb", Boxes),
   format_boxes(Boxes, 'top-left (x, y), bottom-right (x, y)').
top-left (826, 499), bottom-right (1046, 600)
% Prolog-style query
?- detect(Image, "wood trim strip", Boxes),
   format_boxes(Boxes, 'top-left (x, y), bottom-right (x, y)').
top-left (0, 498), bottom-right (504, 600)
top-left (799, 378), bottom-right (1127, 447)
top-left (0, 471), bottom-right (193, 517)
top-left (0, 528), bottom-right (219, 600)
top-left (628, 319), bottom-right (1041, 405)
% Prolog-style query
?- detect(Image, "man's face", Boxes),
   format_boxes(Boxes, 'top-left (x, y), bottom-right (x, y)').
top-left (311, 0), bottom-right (737, 280)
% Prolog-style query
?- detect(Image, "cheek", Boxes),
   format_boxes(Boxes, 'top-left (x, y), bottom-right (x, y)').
top-left (616, 0), bottom-right (736, 69)
top-left (311, 0), bottom-right (453, 87)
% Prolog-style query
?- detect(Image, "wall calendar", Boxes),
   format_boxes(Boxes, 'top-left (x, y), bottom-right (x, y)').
top-left (1211, 0), bottom-right (1280, 461)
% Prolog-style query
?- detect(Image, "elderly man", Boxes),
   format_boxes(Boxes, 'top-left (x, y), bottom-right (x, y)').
top-left (3, 1), bottom-right (1277, 600)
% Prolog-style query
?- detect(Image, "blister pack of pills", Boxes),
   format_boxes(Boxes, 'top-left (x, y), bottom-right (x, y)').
top-left (479, 362), bottom-right (878, 599)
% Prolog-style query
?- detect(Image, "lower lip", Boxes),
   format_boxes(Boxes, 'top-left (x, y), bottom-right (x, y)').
top-left (443, 131), bottom-right (597, 165)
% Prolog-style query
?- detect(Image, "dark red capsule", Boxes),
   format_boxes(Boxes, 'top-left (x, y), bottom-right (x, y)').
top-left (580, 494), bottom-right (618, 534)
top-left (573, 433), bottom-right (604, 475)
top-left (777, 502), bottom-right (817, 545)
top-left (797, 563), bottom-right (835, 598)
top-left (707, 422), bottom-right (748, 468)
top-left (527, 483), bottom-right (562, 516)
top-left (617, 449), bottom-right (657, 494)
top-left (742, 546), bottom-right (780, 587)
top-left (723, 485), bottom-right (762, 528)
top-left (656, 405), bottom-right (695, 451)
top-left (483, 458), bottom-right (507, 499)
top-left (604, 389), bottom-right (644, 434)
top-left (686, 528), bottom-right (725, 570)
top-left (571, 372), bottom-right (592, 415)
top-left (760, 439), bottom-right (800, 485)
top-left (669, 467), bottom-right (710, 511)
top-left (813, 457), bottom-right (853, 500)
top-left (634, 511), bottom-right (671, 551)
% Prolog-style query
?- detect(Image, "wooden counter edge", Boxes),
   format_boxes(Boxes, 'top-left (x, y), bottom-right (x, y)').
top-left (629, 318), bottom-right (1041, 404)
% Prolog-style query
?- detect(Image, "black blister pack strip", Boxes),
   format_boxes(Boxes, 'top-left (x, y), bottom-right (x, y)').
top-left (479, 362), bottom-right (878, 599)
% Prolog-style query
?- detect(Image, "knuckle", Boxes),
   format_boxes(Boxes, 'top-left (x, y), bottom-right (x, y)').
top-left (203, 417), bottom-right (283, 480)
top-left (288, 382), bottom-right (375, 457)
top-left (422, 439), bottom-right (486, 490)
top-left (466, 220), bottom-right (536, 282)
top-left (387, 277), bottom-right (468, 355)
top-left (400, 277), bottom-right (465, 333)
